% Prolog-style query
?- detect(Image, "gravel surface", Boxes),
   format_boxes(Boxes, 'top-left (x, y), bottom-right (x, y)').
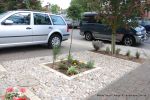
top-left (0, 51), bottom-right (141, 100)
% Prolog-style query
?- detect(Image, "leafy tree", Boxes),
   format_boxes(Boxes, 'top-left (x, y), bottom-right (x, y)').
top-left (51, 4), bottom-right (60, 14)
top-left (86, 0), bottom-right (149, 54)
top-left (67, 4), bottom-right (82, 56)
top-left (0, 0), bottom-right (42, 13)
top-left (70, 0), bottom-right (89, 12)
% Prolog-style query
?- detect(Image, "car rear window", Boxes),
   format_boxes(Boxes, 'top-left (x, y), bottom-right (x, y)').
top-left (50, 15), bottom-right (66, 25)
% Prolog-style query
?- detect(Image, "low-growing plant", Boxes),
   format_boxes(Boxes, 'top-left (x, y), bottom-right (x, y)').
top-left (67, 54), bottom-right (73, 63)
top-left (58, 62), bottom-right (68, 70)
top-left (67, 66), bottom-right (79, 75)
top-left (126, 50), bottom-right (131, 57)
top-left (135, 51), bottom-right (140, 59)
top-left (72, 60), bottom-right (79, 65)
top-left (106, 47), bottom-right (111, 54)
top-left (79, 62), bottom-right (86, 68)
top-left (92, 40), bottom-right (104, 51)
top-left (1, 87), bottom-right (29, 100)
top-left (86, 60), bottom-right (94, 69)
top-left (52, 46), bottom-right (61, 67)
top-left (116, 48), bottom-right (121, 55)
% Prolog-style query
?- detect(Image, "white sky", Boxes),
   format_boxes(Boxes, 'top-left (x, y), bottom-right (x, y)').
top-left (41, 0), bottom-right (71, 9)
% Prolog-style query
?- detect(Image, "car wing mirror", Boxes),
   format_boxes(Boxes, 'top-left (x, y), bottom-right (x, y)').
top-left (3, 20), bottom-right (14, 25)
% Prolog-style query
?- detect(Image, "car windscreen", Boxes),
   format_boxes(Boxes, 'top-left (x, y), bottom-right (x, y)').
top-left (50, 15), bottom-right (66, 25)
top-left (0, 11), bottom-right (11, 19)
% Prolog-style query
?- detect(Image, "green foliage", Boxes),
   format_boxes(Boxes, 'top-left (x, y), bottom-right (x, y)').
top-left (67, 4), bottom-right (82, 20)
top-left (72, 60), bottom-right (79, 65)
top-left (106, 47), bottom-right (111, 54)
top-left (116, 48), bottom-right (121, 55)
top-left (67, 4), bottom-right (82, 59)
top-left (0, 0), bottom-right (42, 13)
top-left (86, 60), bottom-right (94, 69)
top-left (84, 0), bottom-right (149, 54)
top-left (51, 4), bottom-right (60, 14)
top-left (126, 50), bottom-right (131, 57)
top-left (67, 54), bottom-right (73, 63)
top-left (67, 66), bottom-right (79, 75)
top-left (58, 62), bottom-right (68, 70)
top-left (79, 62), bottom-right (86, 68)
top-left (5, 93), bottom-right (19, 100)
top-left (52, 46), bottom-right (61, 66)
top-left (135, 51), bottom-right (140, 59)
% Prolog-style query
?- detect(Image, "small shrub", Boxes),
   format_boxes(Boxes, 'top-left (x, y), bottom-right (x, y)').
top-left (86, 61), bottom-right (94, 68)
top-left (106, 47), bottom-right (111, 54)
top-left (67, 66), bottom-right (79, 75)
top-left (58, 62), bottom-right (68, 70)
top-left (67, 54), bottom-right (73, 63)
top-left (116, 48), bottom-right (121, 55)
top-left (72, 60), bottom-right (79, 65)
top-left (126, 50), bottom-right (131, 57)
top-left (52, 46), bottom-right (61, 66)
top-left (92, 41), bottom-right (104, 51)
top-left (135, 51), bottom-right (140, 59)
top-left (79, 62), bottom-right (86, 68)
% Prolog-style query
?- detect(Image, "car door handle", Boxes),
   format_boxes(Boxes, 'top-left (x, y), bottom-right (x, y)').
top-left (26, 27), bottom-right (32, 30)
top-left (49, 27), bottom-right (53, 29)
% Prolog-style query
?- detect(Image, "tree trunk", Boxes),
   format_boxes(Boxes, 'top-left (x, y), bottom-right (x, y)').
top-left (69, 21), bottom-right (74, 56)
top-left (111, 26), bottom-right (116, 54)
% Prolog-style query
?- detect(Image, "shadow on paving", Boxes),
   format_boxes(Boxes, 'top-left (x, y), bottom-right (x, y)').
top-left (88, 60), bottom-right (150, 100)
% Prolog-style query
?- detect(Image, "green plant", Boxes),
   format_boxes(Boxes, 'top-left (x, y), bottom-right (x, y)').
top-left (106, 47), bottom-right (111, 54)
top-left (116, 48), bottom-right (121, 55)
top-left (86, 61), bottom-right (94, 69)
top-left (2, 87), bottom-right (29, 100)
top-left (92, 40), bottom-right (104, 51)
top-left (52, 46), bottom-right (61, 67)
top-left (126, 50), bottom-right (131, 57)
top-left (58, 62), bottom-right (68, 70)
top-left (72, 60), bottom-right (79, 65)
top-left (135, 51), bottom-right (140, 59)
top-left (79, 62), bottom-right (86, 68)
top-left (67, 54), bottom-right (73, 63)
top-left (67, 66), bottom-right (79, 75)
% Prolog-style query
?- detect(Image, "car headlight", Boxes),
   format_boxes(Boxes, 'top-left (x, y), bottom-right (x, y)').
top-left (136, 31), bottom-right (142, 35)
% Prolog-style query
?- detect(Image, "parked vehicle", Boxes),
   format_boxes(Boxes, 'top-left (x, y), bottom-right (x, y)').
top-left (138, 18), bottom-right (150, 37)
top-left (0, 10), bottom-right (70, 48)
top-left (80, 12), bottom-right (148, 46)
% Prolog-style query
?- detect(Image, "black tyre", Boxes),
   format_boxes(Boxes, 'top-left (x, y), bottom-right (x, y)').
top-left (123, 36), bottom-right (135, 46)
top-left (85, 32), bottom-right (93, 41)
top-left (48, 34), bottom-right (62, 48)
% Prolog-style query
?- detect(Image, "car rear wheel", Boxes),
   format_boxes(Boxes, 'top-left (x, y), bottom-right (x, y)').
top-left (85, 32), bottom-right (93, 41)
top-left (48, 34), bottom-right (62, 48)
top-left (123, 36), bottom-right (135, 46)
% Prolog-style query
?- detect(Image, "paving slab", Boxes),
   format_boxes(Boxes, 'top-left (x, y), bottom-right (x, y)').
top-left (88, 61), bottom-right (150, 100)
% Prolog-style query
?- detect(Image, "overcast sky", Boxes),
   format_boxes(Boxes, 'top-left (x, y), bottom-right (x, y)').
top-left (41, 0), bottom-right (71, 9)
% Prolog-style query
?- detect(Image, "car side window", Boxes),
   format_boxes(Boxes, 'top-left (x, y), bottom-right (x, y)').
top-left (50, 15), bottom-right (66, 25)
top-left (82, 15), bottom-right (100, 23)
top-left (34, 13), bottom-right (51, 25)
top-left (5, 12), bottom-right (30, 25)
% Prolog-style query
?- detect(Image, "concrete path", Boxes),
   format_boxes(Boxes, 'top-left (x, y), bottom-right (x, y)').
top-left (88, 60), bottom-right (150, 100)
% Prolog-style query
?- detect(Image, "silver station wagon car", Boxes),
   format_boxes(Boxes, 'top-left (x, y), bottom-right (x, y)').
top-left (0, 10), bottom-right (70, 48)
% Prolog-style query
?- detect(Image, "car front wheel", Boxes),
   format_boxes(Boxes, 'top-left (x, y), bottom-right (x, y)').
top-left (123, 36), bottom-right (135, 46)
top-left (85, 32), bottom-right (93, 41)
top-left (48, 34), bottom-right (62, 48)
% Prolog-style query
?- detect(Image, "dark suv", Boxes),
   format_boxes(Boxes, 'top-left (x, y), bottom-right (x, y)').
top-left (138, 18), bottom-right (150, 36)
top-left (80, 12), bottom-right (148, 46)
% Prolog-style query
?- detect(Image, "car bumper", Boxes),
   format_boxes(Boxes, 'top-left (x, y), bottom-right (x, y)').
top-left (147, 31), bottom-right (150, 37)
top-left (80, 31), bottom-right (84, 36)
top-left (62, 33), bottom-right (70, 41)
top-left (134, 34), bottom-right (148, 43)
